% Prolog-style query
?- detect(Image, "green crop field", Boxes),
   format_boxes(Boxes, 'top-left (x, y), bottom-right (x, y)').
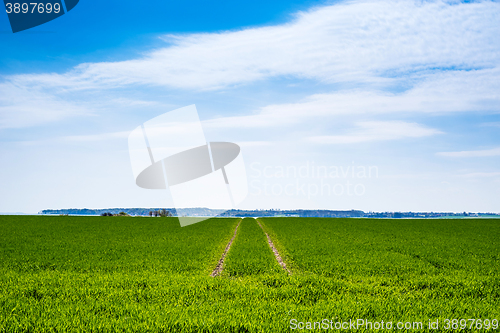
top-left (0, 216), bottom-right (499, 332)
top-left (223, 218), bottom-right (282, 277)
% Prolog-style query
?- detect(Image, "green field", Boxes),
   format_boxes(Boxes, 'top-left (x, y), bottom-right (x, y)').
top-left (0, 216), bottom-right (499, 332)
top-left (223, 218), bottom-right (282, 277)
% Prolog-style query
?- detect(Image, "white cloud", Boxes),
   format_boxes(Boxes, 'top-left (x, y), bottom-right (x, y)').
top-left (2, 0), bottom-right (500, 213)
top-left (62, 131), bottom-right (131, 142)
top-left (437, 147), bottom-right (500, 157)
top-left (308, 121), bottom-right (442, 144)
top-left (456, 172), bottom-right (500, 178)
top-left (204, 67), bottom-right (500, 129)
top-left (1, 0), bottom-right (499, 129)
top-left (0, 82), bottom-right (162, 129)
top-left (0, 82), bottom-right (91, 129)
top-left (13, 130), bottom-right (131, 146)
top-left (6, 0), bottom-right (500, 91)
top-left (480, 122), bottom-right (500, 128)
top-left (237, 141), bottom-right (271, 147)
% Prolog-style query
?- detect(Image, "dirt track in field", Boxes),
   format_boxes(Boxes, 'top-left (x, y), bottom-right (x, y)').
top-left (210, 219), bottom-right (242, 277)
top-left (256, 219), bottom-right (291, 274)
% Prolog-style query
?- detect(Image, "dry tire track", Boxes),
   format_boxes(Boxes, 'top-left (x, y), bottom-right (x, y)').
top-left (210, 219), bottom-right (242, 277)
top-left (256, 219), bottom-right (291, 274)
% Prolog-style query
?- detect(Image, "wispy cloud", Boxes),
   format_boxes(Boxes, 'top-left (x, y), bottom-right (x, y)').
top-left (13, 130), bottom-right (131, 146)
top-left (307, 121), bottom-right (442, 144)
top-left (0, 82), bottom-right (91, 129)
top-left (437, 147), bottom-right (500, 157)
top-left (480, 122), bottom-right (500, 128)
top-left (1, 0), bottom-right (499, 129)
top-left (237, 141), bottom-right (271, 147)
top-left (204, 67), bottom-right (500, 129)
top-left (456, 172), bottom-right (500, 178)
top-left (5, 0), bottom-right (500, 91)
top-left (62, 131), bottom-right (131, 142)
top-left (0, 82), bottom-right (162, 129)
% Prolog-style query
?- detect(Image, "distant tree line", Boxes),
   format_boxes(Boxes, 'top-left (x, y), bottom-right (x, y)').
top-left (99, 211), bottom-right (173, 217)
top-left (41, 208), bottom-right (178, 216)
top-left (149, 209), bottom-right (172, 217)
top-left (100, 212), bottom-right (130, 217)
top-left (41, 208), bottom-right (500, 218)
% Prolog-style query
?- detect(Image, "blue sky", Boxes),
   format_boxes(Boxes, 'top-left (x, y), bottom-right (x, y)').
top-left (0, 0), bottom-right (323, 73)
top-left (1, 0), bottom-right (499, 213)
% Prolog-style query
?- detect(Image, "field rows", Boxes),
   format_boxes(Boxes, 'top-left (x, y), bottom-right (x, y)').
top-left (0, 216), bottom-right (499, 332)
top-left (259, 217), bottom-right (500, 278)
top-left (222, 218), bottom-right (283, 277)
top-left (0, 216), bottom-right (240, 275)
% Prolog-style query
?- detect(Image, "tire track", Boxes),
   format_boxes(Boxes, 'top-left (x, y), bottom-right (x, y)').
top-left (210, 219), bottom-right (242, 277)
top-left (256, 219), bottom-right (291, 274)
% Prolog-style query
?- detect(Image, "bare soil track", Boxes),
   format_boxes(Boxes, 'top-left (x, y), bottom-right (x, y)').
top-left (256, 219), bottom-right (291, 274)
top-left (210, 219), bottom-right (242, 277)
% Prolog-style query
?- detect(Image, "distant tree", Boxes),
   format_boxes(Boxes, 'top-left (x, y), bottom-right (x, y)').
top-left (117, 212), bottom-right (129, 216)
top-left (154, 210), bottom-right (158, 217)
top-left (158, 209), bottom-right (172, 217)
top-left (159, 209), bottom-right (169, 217)
top-left (149, 211), bottom-right (153, 217)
